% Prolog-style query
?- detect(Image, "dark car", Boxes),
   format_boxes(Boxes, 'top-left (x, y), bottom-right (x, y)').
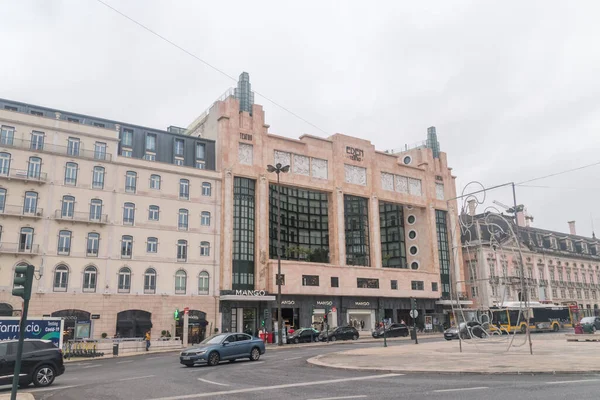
top-left (444, 321), bottom-right (486, 340)
top-left (289, 328), bottom-right (319, 344)
top-left (180, 333), bottom-right (266, 367)
top-left (319, 326), bottom-right (359, 342)
top-left (580, 317), bottom-right (600, 332)
top-left (0, 339), bottom-right (65, 387)
top-left (372, 323), bottom-right (409, 338)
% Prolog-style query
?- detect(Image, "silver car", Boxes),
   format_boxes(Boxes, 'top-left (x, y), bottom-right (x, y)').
top-left (180, 333), bottom-right (266, 367)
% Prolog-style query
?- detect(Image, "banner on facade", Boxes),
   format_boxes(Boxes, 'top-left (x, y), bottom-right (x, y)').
top-left (0, 317), bottom-right (64, 348)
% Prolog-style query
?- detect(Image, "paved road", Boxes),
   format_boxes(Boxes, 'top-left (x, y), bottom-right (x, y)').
top-left (1, 336), bottom-right (600, 400)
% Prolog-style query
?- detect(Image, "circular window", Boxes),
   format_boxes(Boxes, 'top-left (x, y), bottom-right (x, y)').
top-left (407, 215), bottom-right (416, 225)
top-left (409, 246), bottom-right (418, 255)
top-left (403, 156), bottom-right (412, 165)
top-left (411, 261), bottom-right (419, 270)
top-left (408, 230), bottom-right (417, 240)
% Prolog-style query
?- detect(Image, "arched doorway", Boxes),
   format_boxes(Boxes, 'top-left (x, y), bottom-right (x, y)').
top-left (0, 303), bottom-right (13, 317)
top-left (51, 309), bottom-right (91, 340)
top-left (176, 310), bottom-right (207, 344)
top-left (116, 310), bottom-right (152, 338)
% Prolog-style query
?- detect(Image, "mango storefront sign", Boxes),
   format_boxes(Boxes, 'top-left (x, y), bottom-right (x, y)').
top-left (220, 290), bottom-right (276, 302)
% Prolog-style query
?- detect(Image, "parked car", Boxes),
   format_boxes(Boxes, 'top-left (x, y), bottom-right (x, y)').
top-left (179, 333), bottom-right (265, 367)
top-left (444, 321), bottom-right (486, 340)
top-left (289, 328), bottom-right (320, 344)
top-left (318, 326), bottom-right (359, 342)
top-left (580, 317), bottom-right (600, 333)
top-left (372, 323), bottom-right (410, 338)
top-left (0, 339), bottom-right (65, 387)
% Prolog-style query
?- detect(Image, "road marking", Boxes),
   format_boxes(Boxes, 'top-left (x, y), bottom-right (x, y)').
top-left (307, 396), bottom-right (367, 400)
top-left (433, 386), bottom-right (488, 393)
top-left (118, 375), bottom-right (156, 381)
top-left (81, 364), bottom-right (101, 369)
top-left (197, 378), bottom-right (230, 386)
top-left (284, 356), bottom-right (302, 361)
top-left (147, 357), bottom-right (162, 360)
top-left (25, 385), bottom-right (80, 393)
top-left (67, 362), bottom-right (91, 366)
top-left (149, 373), bottom-right (403, 400)
top-left (116, 360), bottom-right (134, 364)
top-left (546, 379), bottom-right (600, 385)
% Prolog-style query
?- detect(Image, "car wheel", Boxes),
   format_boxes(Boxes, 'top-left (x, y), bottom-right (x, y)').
top-left (553, 324), bottom-right (559, 332)
top-left (294, 338), bottom-right (299, 344)
top-left (330, 336), bottom-right (337, 342)
top-left (250, 347), bottom-right (261, 361)
top-left (520, 324), bottom-right (527, 334)
top-left (32, 365), bottom-right (56, 387)
top-left (207, 351), bottom-right (220, 367)
top-left (352, 335), bottom-right (358, 340)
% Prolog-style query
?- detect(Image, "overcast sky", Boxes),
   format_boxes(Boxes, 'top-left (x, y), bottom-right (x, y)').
top-left (2, 0), bottom-right (599, 236)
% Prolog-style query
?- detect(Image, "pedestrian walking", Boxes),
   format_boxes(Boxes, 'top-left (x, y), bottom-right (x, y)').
top-left (145, 330), bottom-right (151, 351)
top-left (360, 320), bottom-right (365, 330)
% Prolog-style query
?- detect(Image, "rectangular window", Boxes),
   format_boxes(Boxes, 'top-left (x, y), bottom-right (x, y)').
top-left (174, 139), bottom-right (184, 157)
top-left (147, 237), bottom-right (158, 253)
top-left (121, 149), bottom-right (132, 158)
top-left (195, 143), bottom-right (206, 169)
top-left (65, 162), bottom-right (78, 185)
top-left (150, 175), bottom-right (161, 190)
top-left (4, 105), bottom-right (17, 111)
top-left (67, 117), bottom-right (79, 123)
top-left (331, 277), bottom-right (339, 287)
top-left (0, 126), bottom-right (14, 146)
top-left (471, 287), bottom-right (478, 297)
top-left (121, 129), bottom-right (133, 147)
top-left (391, 280), bottom-right (398, 290)
top-left (92, 167), bottom-right (105, 189)
top-left (432, 282), bottom-right (438, 291)
top-left (121, 236), bottom-right (133, 258)
top-left (30, 131), bottom-right (44, 151)
top-left (57, 231), bottom-right (71, 255)
top-left (144, 153), bottom-right (156, 161)
top-left (357, 278), bottom-right (379, 289)
top-left (67, 137), bottom-right (80, 156)
top-left (174, 158), bottom-right (184, 166)
top-left (179, 179), bottom-right (189, 200)
top-left (411, 280), bottom-right (424, 291)
top-left (87, 233), bottom-right (99, 257)
top-left (232, 177), bottom-right (256, 291)
top-left (31, 110), bottom-right (43, 116)
top-left (145, 134), bottom-right (156, 152)
top-left (302, 275), bottom-right (319, 286)
top-left (436, 210), bottom-right (451, 297)
top-left (379, 201), bottom-right (407, 268)
top-left (125, 172), bottom-right (137, 193)
top-left (92, 122), bottom-right (105, 128)
top-left (345, 195), bottom-right (370, 266)
top-left (94, 142), bottom-right (107, 160)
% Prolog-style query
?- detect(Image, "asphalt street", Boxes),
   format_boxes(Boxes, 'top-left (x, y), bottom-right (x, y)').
top-left (2, 336), bottom-right (600, 400)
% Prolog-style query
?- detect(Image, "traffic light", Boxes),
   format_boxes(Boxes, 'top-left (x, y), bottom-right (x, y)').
top-left (261, 320), bottom-right (265, 327)
top-left (174, 309), bottom-right (180, 321)
top-left (411, 297), bottom-right (417, 311)
top-left (323, 313), bottom-right (328, 323)
top-left (12, 264), bottom-right (34, 300)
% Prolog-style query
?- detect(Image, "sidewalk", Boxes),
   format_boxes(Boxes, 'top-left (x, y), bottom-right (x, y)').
top-left (266, 332), bottom-right (439, 350)
top-left (308, 333), bottom-right (600, 374)
top-left (64, 346), bottom-right (181, 363)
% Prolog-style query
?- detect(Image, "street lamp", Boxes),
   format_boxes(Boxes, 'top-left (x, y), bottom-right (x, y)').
top-left (267, 162), bottom-right (290, 346)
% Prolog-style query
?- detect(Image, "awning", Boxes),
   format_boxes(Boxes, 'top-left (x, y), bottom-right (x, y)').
top-left (220, 295), bottom-right (276, 302)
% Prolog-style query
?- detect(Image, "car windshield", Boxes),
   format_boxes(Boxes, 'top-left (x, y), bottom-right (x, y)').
top-left (200, 334), bottom-right (227, 345)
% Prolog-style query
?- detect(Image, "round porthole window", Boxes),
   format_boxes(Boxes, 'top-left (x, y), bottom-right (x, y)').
top-left (407, 215), bottom-right (416, 225)
top-left (403, 156), bottom-right (412, 165)
top-left (408, 230), bottom-right (417, 240)
top-left (409, 246), bottom-right (418, 255)
top-left (411, 261), bottom-right (419, 270)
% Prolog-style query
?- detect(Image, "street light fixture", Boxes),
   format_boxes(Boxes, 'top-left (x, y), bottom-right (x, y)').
top-left (267, 162), bottom-right (290, 346)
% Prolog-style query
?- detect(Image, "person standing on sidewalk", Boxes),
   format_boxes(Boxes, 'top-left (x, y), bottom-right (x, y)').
top-left (145, 331), bottom-right (151, 351)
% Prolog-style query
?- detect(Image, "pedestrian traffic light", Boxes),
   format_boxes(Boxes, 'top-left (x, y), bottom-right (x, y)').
top-left (174, 309), bottom-right (180, 321)
top-left (323, 314), bottom-right (328, 323)
top-left (12, 264), bottom-right (34, 301)
top-left (261, 320), bottom-right (265, 327)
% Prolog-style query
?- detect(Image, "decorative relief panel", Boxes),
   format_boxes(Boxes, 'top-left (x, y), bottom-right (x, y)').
top-left (394, 175), bottom-right (408, 194)
top-left (381, 172), bottom-right (394, 191)
top-left (435, 183), bottom-right (445, 200)
top-left (238, 143), bottom-right (253, 165)
top-left (292, 154), bottom-right (310, 176)
top-left (344, 164), bottom-right (367, 186)
top-left (408, 178), bottom-right (422, 196)
top-left (274, 150), bottom-right (291, 167)
top-left (311, 158), bottom-right (328, 180)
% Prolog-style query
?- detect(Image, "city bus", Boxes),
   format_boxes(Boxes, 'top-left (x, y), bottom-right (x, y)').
top-left (489, 302), bottom-right (574, 333)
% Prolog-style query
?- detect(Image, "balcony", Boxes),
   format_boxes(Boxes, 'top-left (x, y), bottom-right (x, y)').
top-left (0, 138), bottom-right (112, 161)
top-left (54, 210), bottom-right (108, 224)
top-left (0, 169), bottom-right (47, 183)
top-left (0, 243), bottom-right (40, 255)
top-left (0, 205), bottom-right (43, 219)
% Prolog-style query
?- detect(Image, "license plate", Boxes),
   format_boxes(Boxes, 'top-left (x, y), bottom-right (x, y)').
top-left (182, 356), bottom-right (191, 360)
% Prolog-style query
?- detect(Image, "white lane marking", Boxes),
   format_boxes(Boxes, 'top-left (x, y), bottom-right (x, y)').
top-left (197, 378), bottom-right (230, 386)
top-left (67, 362), bottom-right (91, 366)
top-left (307, 396), bottom-right (367, 400)
top-left (433, 386), bottom-right (489, 393)
top-left (81, 364), bottom-right (101, 369)
top-left (149, 373), bottom-right (403, 400)
top-left (147, 357), bottom-right (162, 360)
top-left (116, 360), bottom-right (134, 364)
top-left (118, 374), bottom-right (156, 382)
top-left (25, 385), bottom-right (80, 393)
top-left (284, 356), bottom-right (302, 361)
top-left (546, 379), bottom-right (600, 385)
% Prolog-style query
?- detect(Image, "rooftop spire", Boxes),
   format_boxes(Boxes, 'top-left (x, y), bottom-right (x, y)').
top-left (235, 72), bottom-right (254, 114)
top-left (426, 126), bottom-right (440, 158)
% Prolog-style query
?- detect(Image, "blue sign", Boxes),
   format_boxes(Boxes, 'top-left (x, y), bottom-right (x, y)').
top-left (0, 318), bottom-right (63, 348)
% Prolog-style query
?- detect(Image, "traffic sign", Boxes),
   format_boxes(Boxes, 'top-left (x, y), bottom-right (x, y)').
top-left (409, 309), bottom-right (419, 319)
top-left (332, 307), bottom-right (337, 313)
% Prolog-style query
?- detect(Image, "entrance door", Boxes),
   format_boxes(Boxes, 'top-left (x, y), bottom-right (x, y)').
top-left (242, 308), bottom-right (257, 336)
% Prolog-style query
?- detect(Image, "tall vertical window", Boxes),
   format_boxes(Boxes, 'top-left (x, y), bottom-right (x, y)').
top-left (0, 188), bottom-right (5, 212)
top-left (179, 179), bottom-right (189, 200)
top-left (30, 131), bottom-right (45, 151)
top-left (200, 241), bottom-right (210, 256)
top-left (0, 152), bottom-right (10, 176)
top-left (268, 185), bottom-right (329, 263)
top-left (23, 191), bottom-right (37, 214)
top-left (87, 232), bottom-right (99, 256)
top-left (174, 139), bottom-right (184, 165)
top-left (436, 210), bottom-right (451, 297)
top-left (178, 209), bottom-right (188, 230)
top-left (65, 162), bottom-right (78, 185)
top-left (94, 142), bottom-right (107, 160)
top-left (144, 268), bottom-right (156, 293)
top-left (175, 270), bottom-right (187, 294)
top-left (89, 199), bottom-right (103, 221)
top-left (149, 174), bottom-right (161, 190)
top-left (123, 202), bottom-right (135, 225)
top-left (19, 227), bottom-right (34, 252)
top-left (144, 134), bottom-right (156, 160)
top-left (0, 126), bottom-right (14, 146)
top-left (202, 182), bottom-right (212, 196)
top-left (53, 265), bottom-right (69, 292)
top-left (92, 166), bottom-right (105, 189)
top-left (195, 143), bottom-right (206, 169)
top-left (344, 195), bottom-right (370, 266)
top-left (198, 271), bottom-right (209, 295)
top-left (177, 240), bottom-right (187, 261)
top-left (67, 137), bottom-right (80, 156)
top-left (148, 205), bottom-right (159, 221)
top-left (121, 235), bottom-right (133, 258)
top-left (83, 266), bottom-right (97, 292)
top-left (201, 211), bottom-right (211, 226)
top-left (233, 177), bottom-right (255, 290)
top-left (146, 237), bottom-right (158, 253)
top-left (61, 195), bottom-right (75, 218)
top-left (27, 157), bottom-right (42, 179)
top-left (379, 201), bottom-right (407, 268)
top-left (118, 267), bottom-right (131, 293)
top-left (57, 230), bottom-right (72, 255)
top-left (125, 171), bottom-right (137, 193)
top-left (121, 128), bottom-right (133, 157)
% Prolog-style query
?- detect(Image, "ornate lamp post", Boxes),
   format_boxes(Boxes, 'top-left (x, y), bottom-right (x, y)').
top-left (267, 162), bottom-right (290, 346)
